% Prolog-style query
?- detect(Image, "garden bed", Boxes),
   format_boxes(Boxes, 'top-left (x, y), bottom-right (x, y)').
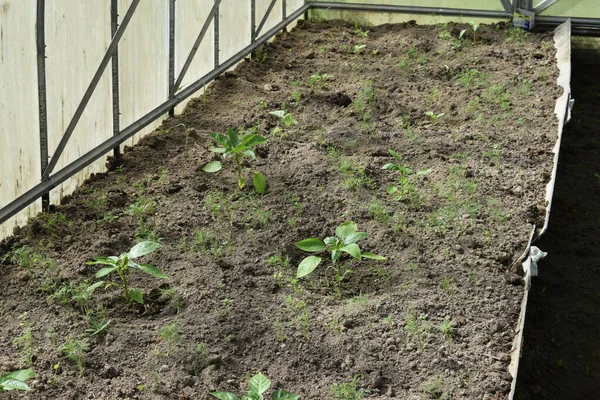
top-left (0, 20), bottom-right (561, 399)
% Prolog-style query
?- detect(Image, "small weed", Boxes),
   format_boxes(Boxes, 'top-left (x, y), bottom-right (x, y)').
top-left (505, 27), bottom-right (529, 44)
top-left (352, 44), bottom-right (366, 54)
top-left (157, 322), bottom-right (182, 357)
top-left (308, 73), bottom-right (328, 88)
top-left (354, 24), bottom-right (369, 38)
top-left (61, 337), bottom-right (88, 376)
top-left (439, 276), bottom-right (456, 292)
top-left (439, 317), bottom-right (455, 340)
top-left (290, 91), bottom-right (302, 104)
top-left (456, 68), bottom-right (488, 88)
top-left (13, 317), bottom-right (37, 367)
top-left (424, 111), bottom-right (445, 123)
top-left (420, 376), bottom-right (446, 399)
top-left (270, 110), bottom-right (299, 127)
top-left (331, 375), bottom-right (369, 400)
top-left (222, 298), bottom-right (233, 317)
top-left (159, 287), bottom-right (184, 313)
top-left (367, 200), bottom-right (390, 223)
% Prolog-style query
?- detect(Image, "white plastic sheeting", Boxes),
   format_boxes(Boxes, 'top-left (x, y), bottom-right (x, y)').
top-left (0, 0), bottom-right (305, 241)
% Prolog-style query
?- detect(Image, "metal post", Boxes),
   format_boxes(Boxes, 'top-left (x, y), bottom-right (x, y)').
top-left (499, 0), bottom-right (512, 13)
top-left (42, 0), bottom-right (141, 180)
top-left (282, 0), bottom-right (286, 20)
top-left (111, 0), bottom-right (121, 157)
top-left (251, 0), bottom-right (256, 42)
top-left (168, 0), bottom-right (176, 116)
top-left (214, 0), bottom-right (219, 67)
top-left (36, 0), bottom-right (49, 208)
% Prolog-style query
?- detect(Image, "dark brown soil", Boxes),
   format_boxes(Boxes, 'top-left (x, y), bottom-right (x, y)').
top-left (515, 51), bottom-right (600, 399)
top-left (0, 20), bottom-right (561, 399)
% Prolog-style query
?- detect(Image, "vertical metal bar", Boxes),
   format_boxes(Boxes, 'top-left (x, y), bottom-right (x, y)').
top-left (282, 0), bottom-right (286, 20)
top-left (251, 0), bottom-right (256, 42)
top-left (499, 0), bottom-right (512, 13)
top-left (111, 0), bottom-right (121, 157)
top-left (168, 0), bottom-right (176, 116)
top-left (36, 0), bottom-right (49, 207)
top-left (214, 0), bottom-right (220, 67)
top-left (43, 0), bottom-right (141, 179)
top-left (170, 0), bottom-right (222, 97)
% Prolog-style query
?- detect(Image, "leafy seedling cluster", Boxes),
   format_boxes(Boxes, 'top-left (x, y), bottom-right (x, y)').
top-left (211, 372), bottom-right (299, 400)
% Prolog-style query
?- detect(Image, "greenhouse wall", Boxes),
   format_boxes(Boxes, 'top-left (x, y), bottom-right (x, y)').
top-left (0, 0), bottom-right (304, 241)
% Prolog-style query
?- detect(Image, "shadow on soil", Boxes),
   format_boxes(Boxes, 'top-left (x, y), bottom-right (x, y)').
top-left (516, 49), bottom-right (600, 398)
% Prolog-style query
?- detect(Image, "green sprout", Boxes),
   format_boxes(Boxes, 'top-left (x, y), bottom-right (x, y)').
top-left (203, 127), bottom-right (267, 192)
top-left (270, 110), bottom-right (299, 127)
top-left (87, 241), bottom-right (167, 304)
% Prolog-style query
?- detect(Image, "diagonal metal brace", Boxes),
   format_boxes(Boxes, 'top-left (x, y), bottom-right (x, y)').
top-left (42, 0), bottom-right (141, 180)
top-left (534, 0), bottom-right (559, 14)
top-left (169, 0), bottom-right (222, 98)
top-left (253, 0), bottom-right (278, 41)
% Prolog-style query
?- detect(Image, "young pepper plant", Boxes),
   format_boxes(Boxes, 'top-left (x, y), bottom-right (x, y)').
top-left (87, 241), bottom-right (167, 304)
top-left (295, 222), bottom-right (385, 292)
top-left (0, 369), bottom-right (35, 392)
top-left (211, 372), bottom-right (299, 400)
top-left (203, 127), bottom-right (267, 193)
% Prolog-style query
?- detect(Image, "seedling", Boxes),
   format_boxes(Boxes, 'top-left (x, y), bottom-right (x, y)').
top-left (88, 241), bottom-right (167, 304)
top-left (424, 111), bottom-right (445, 123)
top-left (295, 222), bottom-right (385, 293)
top-left (308, 73), bottom-right (328, 88)
top-left (211, 372), bottom-right (299, 400)
top-left (0, 369), bottom-right (35, 392)
top-left (467, 21), bottom-right (480, 43)
top-left (270, 110), bottom-right (298, 127)
top-left (157, 322), bottom-right (182, 357)
top-left (61, 337), bottom-right (88, 376)
top-left (352, 44), bottom-right (366, 54)
top-left (203, 127), bottom-right (267, 192)
top-left (353, 24), bottom-right (369, 38)
top-left (383, 150), bottom-right (431, 204)
top-left (439, 317), bottom-right (455, 340)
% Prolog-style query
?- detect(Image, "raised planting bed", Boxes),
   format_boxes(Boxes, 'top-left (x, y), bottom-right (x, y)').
top-left (0, 20), bottom-right (562, 399)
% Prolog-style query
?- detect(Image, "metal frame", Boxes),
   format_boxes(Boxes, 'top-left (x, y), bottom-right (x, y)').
top-left (1, 0), bottom-right (600, 226)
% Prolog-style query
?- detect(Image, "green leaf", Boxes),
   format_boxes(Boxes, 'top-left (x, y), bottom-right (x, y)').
top-left (95, 266), bottom-right (116, 278)
top-left (362, 252), bottom-right (386, 260)
top-left (86, 256), bottom-right (118, 266)
top-left (128, 241), bottom-right (160, 259)
top-left (243, 149), bottom-right (256, 159)
top-left (86, 281), bottom-right (104, 293)
top-left (269, 110), bottom-right (286, 118)
top-left (253, 172), bottom-right (267, 194)
top-left (203, 161), bottom-right (223, 173)
top-left (341, 243), bottom-right (361, 259)
top-left (241, 134), bottom-right (267, 148)
top-left (335, 222), bottom-right (357, 240)
top-left (210, 392), bottom-right (240, 400)
top-left (209, 132), bottom-right (230, 146)
top-left (343, 232), bottom-right (368, 245)
top-left (331, 249), bottom-right (342, 264)
top-left (0, 378), bottom-right (30, 391)
top-left (324, 236), bottom-right (338, 246)
top-left (381, 163), bottom-right (396, 170)
top-left (136, 264), bottom-right (168, 279)
top-left (386, 186), bottom-right (398, 195)
top-left (416, 168), bottom-right (432, 175)
top-left (272, 390), bottom-right (300, 400)
top-left (2, 369), bottom-right (35, 382)
top-left (297, 256), bottom-right (322, 278)
top-left (209, 146), bottom-right (227, 154)
top-left (129, 288), bottom-right (144, 304)
top-left (248, 373), bottom-right (271, 396)
top-left (227, 128), bottom-right (240, 147)
top-left (389, 149), bottom-right (403, 162)
top-left (295, 238), bottom-right (326, 252)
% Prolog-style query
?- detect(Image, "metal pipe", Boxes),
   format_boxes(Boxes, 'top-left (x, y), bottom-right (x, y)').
top-left (251, 0), bottom-right (256, 42)
top-left (499, 0), bottom-right (512, 13)
top-left (537, 15), bottom-right (600, 28)
top-left (168, 0), bottom-right (176, 116)
top-left (309, 2), bottom-right (512, 19)
top-left (42, 0), bottom-right (141, 180)
top-left (111, 0), bottom-right (121, 157)
top-left (0, 4), bottom-right (311, 226)
top-left (170, 0), bottom-right (222, 98)
top-left (214, 0), bottom-right (220, 67)
top-left (533, 0), bottom-right (558, 14)
top-left (36, 0), bottom-right (49, 207)
top-left (254, 0), bottom-right (278, 40)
